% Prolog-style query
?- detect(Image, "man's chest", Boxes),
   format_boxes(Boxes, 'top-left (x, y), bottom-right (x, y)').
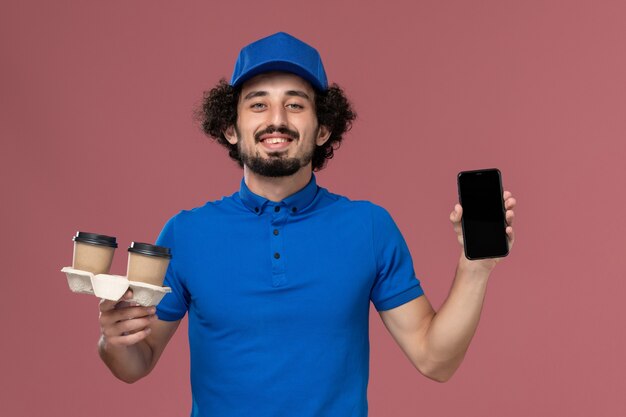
top-left (176, 210), bottom-right (376, 333)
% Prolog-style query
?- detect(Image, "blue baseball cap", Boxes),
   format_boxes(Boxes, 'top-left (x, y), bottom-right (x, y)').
top-left (230, 32), bottom-right (328, 91)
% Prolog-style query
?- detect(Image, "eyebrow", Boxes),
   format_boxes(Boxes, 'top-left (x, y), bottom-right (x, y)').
top-left (243, 90), bottom-right (312, 101)
top-left (285, 90), bottom-right (311, 100)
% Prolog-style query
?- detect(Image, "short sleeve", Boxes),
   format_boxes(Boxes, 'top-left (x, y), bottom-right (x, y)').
top-left (369, 204), bottom-right (424, 311)
top-left (155, 214), bottom-right (189, 321)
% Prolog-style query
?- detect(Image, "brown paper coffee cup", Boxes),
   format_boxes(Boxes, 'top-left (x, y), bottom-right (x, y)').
top-left (126, 242), bottom-right (172, 286)
top-left (72, 232), bottom-right (118, 274)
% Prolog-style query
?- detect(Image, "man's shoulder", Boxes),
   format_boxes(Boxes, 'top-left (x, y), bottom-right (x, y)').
top-left (161, 192), bottom-right (241, 227)
top-left (320, 188), bottom-right (392, 218)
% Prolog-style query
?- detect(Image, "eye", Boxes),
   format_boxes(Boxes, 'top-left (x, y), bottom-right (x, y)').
top-left (250, 102), bottom-right (266, 110)
top-left (286, 103), bottom-right (304, 110)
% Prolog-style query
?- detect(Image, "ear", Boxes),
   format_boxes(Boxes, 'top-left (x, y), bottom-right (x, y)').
top-left (316, 125), bottom-right (332, 147)
top-left (224, 125), bottom-right (238, 145)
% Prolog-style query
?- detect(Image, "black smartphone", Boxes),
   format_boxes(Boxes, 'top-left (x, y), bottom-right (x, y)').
top-left (457, 168), bottom-right (509, 260)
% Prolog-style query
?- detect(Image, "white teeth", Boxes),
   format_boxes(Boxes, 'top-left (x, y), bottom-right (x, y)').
top-left (264, 138), bottom-right (289, 144)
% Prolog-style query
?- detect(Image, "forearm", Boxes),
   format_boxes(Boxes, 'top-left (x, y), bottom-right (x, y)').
top-left (98, 336), bottom-right (153, 383)
top-left (422, 253), bottom-right (493, 380)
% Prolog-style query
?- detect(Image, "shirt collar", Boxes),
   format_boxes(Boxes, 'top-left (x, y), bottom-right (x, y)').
top-left (238, 174), bottom-right (319, 215)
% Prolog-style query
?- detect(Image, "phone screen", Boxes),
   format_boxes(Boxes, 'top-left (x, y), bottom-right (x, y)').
top-left (457, 169), bottom-right (508, 260)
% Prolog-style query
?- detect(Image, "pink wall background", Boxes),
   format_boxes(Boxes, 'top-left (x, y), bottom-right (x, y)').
top-left (1, 1), bottom-right (624, 416)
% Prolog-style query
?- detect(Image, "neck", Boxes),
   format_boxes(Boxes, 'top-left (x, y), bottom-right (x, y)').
top-left (243, 165), bottom-right (313, 202)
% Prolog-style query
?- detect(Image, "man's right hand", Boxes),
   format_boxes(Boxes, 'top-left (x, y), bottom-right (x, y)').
top-left (98, 289), bottom-right (158, 347)
top-left (98, 289), bottom-right (180, 383)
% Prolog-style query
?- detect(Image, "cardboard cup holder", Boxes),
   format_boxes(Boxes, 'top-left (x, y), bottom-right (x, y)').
top-left (61, 267), bottom-right (171, 306)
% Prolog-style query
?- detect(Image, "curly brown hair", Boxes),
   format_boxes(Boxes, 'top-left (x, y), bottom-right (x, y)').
top-left (194, 78), bottom-right (356, 171)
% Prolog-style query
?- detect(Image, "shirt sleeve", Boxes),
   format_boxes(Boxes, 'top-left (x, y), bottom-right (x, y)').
top-left (155, 213), bottom-right (189, 321)
top-left (369, 204), bottom-right (424, 311)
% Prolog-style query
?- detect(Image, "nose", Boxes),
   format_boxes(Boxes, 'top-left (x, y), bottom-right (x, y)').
top-left (268, 103), bottom-right (288, 127)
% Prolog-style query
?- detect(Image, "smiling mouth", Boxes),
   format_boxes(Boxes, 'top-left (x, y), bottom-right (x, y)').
top-left (259, 137), bottom-right (294, 151)
top-left (256, 125), bottom-right (299, 143)
top-left (261, 137), bottom-right (293, 144)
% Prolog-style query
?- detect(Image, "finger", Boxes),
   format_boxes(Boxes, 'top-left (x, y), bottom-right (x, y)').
top-left (107, 327), bottom-right (153, 347)
top-left (506, 209), bottom-right (515, 226)
top-left (105, 315), bottom-right (157, 338)
top-left (114, 306), bottom-right (156, 322)
top-left (505, 197), bottom-right (516, 210)
top-left (506, 226), bottom-right (515, 248)
top-left (503, 190), bottom-right (512, 199)
top-left (100, 305), bottom-right (156, 327)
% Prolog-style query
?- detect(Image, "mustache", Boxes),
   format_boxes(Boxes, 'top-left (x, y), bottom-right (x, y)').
top-left (255, 126), bottom-right (299, 142)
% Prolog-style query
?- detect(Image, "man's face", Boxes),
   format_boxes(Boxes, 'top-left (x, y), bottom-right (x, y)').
top-left (225, 72), bottom-right (330, 177)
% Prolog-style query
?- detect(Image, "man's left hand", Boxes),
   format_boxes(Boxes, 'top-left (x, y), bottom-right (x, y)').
top-left (450, 191), bottom-right (516, 271)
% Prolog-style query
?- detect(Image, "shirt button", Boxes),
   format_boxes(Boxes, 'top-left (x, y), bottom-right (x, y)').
top-left (291, 207), bottom-right (297, 213)
top-left (273, 229), bottom-right (279, 236)
top-left (274, 206), bottom-right (280, 212)
top-left (274, 252), bottom-right (280, 259)
top-left (254, 207), bottom-right (259, 213)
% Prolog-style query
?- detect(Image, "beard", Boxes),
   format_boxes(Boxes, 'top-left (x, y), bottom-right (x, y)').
top-left (236, 125), bottom-right (316, 177)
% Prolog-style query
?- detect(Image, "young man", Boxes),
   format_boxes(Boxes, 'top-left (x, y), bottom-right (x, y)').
top-left (98, 32), bottom-right (516, 417)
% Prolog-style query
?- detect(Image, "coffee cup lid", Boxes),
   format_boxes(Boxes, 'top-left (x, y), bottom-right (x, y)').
top-left (128, 242), bottom-right (172, 259)
top-left (73, 232), bottom-right (118, 248)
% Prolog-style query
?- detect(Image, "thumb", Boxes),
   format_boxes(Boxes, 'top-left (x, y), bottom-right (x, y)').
top-left (450, 204), bottom-right (463, 223)
top-left (98, 289), bottom-right (133, 312)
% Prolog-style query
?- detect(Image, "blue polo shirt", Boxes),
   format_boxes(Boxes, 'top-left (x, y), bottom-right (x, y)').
top-left (155, 173), bottom-right (424, 417)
